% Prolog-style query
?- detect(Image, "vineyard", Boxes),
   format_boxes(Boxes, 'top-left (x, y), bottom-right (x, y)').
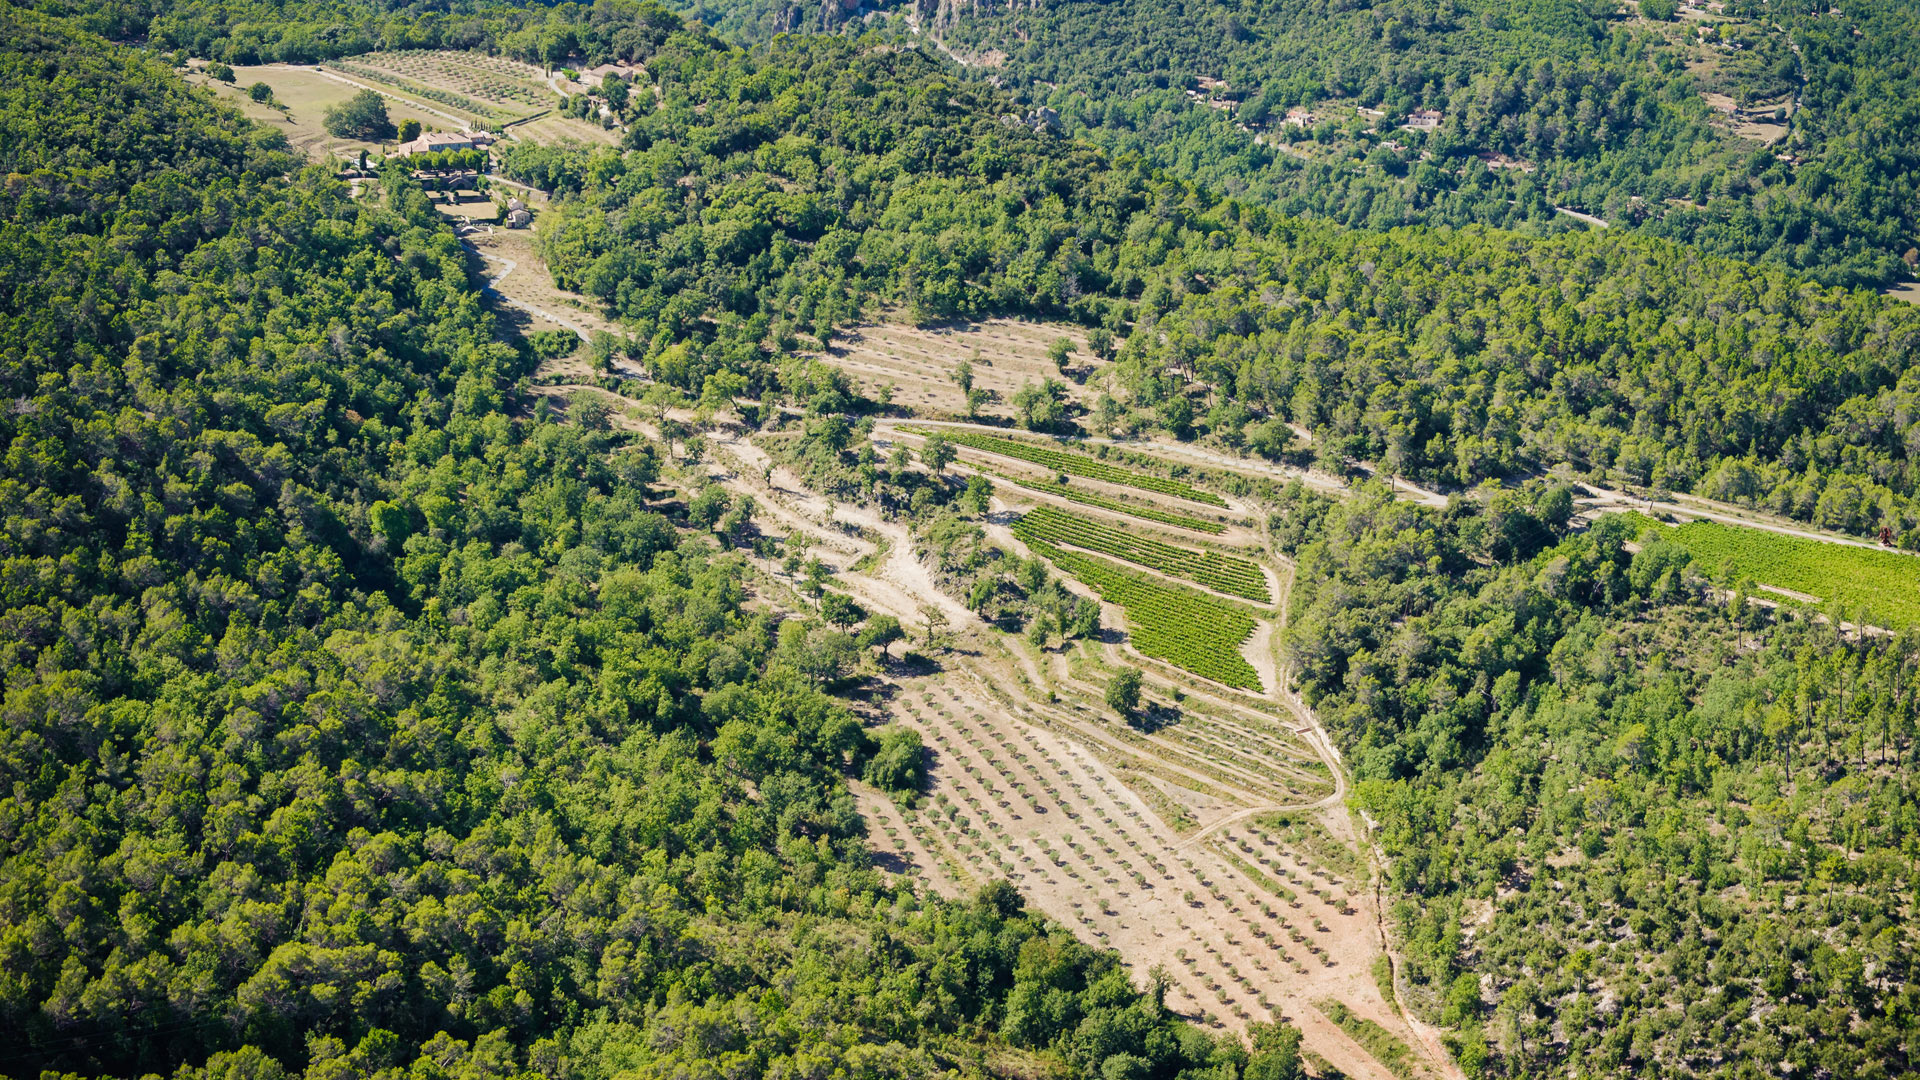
top-left (334, 50), bottom-right (551, 120)
top-left (915, 427), bottom-right (1230, 507)
top-left (998, 471), bottom-right (1227, 533)
top-left (1023, 537), bottom-right (1263, 690)
top-left (1657, 517), bottom-right (1920, 629)
top-left (1014, 505), bottom-right (1271, 603)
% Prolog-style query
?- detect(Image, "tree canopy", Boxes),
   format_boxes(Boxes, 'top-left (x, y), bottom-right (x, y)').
top-left (322, 87), bottom-right (394, 139)
top-left (0, 11), bottom-right (1235, 1079)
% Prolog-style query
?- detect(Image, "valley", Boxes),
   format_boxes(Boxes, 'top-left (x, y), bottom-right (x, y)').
top-left (9, 8), bottom-right (1920, 1080)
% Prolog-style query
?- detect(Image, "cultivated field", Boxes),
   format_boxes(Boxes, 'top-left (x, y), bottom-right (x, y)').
top-left (1627, 513), bottom-right (1920, 629)
top-left (331, 50), bottom-right (550, 122)
top-left (821, 317), bottom-right (1111, 420)
top-left (511, 114), bottom-right (624, 146)
top-left (196, 52), bottom-right (622, 163)
top-left (193, 65), bottom-right (457, 157)
top-left (853, 627), bottom-right (1440, 1079)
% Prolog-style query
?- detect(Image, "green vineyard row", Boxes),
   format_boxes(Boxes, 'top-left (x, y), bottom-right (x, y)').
top-left (1654, 516), bottom-right (1920, 630)
top-left (1025, 537), bottom-right (1263, 690)
top-left (912, 427), bottom-right (1229, 507)
top-left (1014, 505), bottom-right (1271, 603)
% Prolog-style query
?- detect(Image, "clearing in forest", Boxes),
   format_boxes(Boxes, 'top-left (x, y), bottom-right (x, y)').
top-left (193, 65), bottom-right (460, 157)
top-left (329, 50), bottom-right (550, 123)
top-left (464, 224), bottom-right (626, 352)
top-left (860, 636), bottom-right (1441, 1080)
top-left (1631, 514), bottom-right (1920, 629)
top-left (821, 317), bottom-right (1108, 420)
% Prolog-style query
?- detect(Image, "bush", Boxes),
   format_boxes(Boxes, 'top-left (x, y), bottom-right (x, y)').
top-left (398, 117), bottom-right (421, 142)
top-left (247, 81), bottom-right (272, 103)
top-left (864, 727), bottom-right (926, 794)
top-left (527, 330), bottom-right (578, 359)
top-left (323, 89), bottom-right (396, 140)
top-left (204, 62), bottom-right (235, 83)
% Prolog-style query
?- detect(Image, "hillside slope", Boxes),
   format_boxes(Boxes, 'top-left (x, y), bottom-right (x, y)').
top-left (0, 11), bottom-right (1245, 1079)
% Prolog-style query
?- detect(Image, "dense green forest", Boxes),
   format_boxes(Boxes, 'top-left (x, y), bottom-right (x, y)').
top-left (487, 26), bottom-right (1920, 546)
top-left (699, 0), bottom-right (1919, 291)
top-left (1277, 480), bottom-right (1920, 1077)
top-left (8, 0), bottom-right (1920, 1078)
top-left (0, 10), bottom-right (1270, 1078)
top-left (36, 0), bottom-right (1920, 290)
top-left (33, 0), bottom-right (685, 68)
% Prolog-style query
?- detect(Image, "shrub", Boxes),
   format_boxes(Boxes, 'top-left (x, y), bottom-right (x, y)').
top-left (864, 726), bottom-right (927, 794)
top-left (527, 330), bottom-right (578, 359)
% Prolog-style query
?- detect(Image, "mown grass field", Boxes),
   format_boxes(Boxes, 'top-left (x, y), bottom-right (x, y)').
top-left (195, 66), bottom-right (455, 158)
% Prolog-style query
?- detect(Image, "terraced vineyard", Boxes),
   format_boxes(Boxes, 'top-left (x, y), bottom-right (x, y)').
top-left (998, 471), bottom-right (1227, 533)
top-left (1023, 537), bottom-right (1262, 689)
top-left (916, 427), bottom-right (1229, 507)
top-left (1014, 505), bottom-right (1270, 602)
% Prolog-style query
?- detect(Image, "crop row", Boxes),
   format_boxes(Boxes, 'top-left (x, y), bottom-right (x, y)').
top-left (1652, 515), bottom-right (1920, 630)
top-left (899, 681), bottom-right (1351, 1027)
top-left (351, 51), bottom-right (549, 107)
top-left (1015, 505), bottom-right (1270, 602)
top-left (328, 61), bottom-right (503, 119)
top-left (1026, 538), bottom-right (1261, 689)
top-left (998, 471), bottom-right (1225, 533)
top-left (911, 427), bottom-right (1229, 507)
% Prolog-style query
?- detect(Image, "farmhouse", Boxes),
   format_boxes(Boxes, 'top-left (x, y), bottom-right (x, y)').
top-left (1404, 108), bottom-right (1444, 131)
top-left (1283, 108), bottom-right (1316, 128)
top-left (395, 131), bottom-right (493, 157)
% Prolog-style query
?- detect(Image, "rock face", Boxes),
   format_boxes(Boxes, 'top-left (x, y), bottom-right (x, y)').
top-left (800, 0), bottom-right (1044, 34)
top-left (909, 0), bottom-right (1042, 32)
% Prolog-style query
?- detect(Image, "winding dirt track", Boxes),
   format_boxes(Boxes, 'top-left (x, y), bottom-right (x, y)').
top-left (468, 246), bottom-right (594, 341)
top-left (481, 223), bottom-right (1460, 1076)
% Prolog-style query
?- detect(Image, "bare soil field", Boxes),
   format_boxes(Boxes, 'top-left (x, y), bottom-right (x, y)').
top-left (820, 317), bottom-right (1111, 420)
top-left (865, 647), bottom-right (1440, 1080)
